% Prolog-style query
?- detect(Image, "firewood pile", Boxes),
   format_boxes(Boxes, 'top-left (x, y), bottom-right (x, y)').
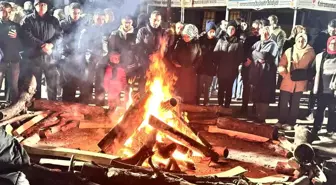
top-left (0, 75), bottom-right (318, 185)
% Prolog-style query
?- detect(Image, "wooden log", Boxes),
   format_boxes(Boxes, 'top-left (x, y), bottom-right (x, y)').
top-left (180, 104), bottom-right (232, 116)
top-left (189, 119), bottom-right (217, 125)
top-left (0, 111), bottom-right (45, 127)
top-left (23, 144), bottom-right (119, 165)
top-left (98, 92), bottom-right (151, 154)
top-left (60, 112), bottom-right (85, 119)
top-left (263, 141), bottom-right (293, 158)
top-left (13, 113), bottom-right (49, 136)
top-left (0, 75), bottom-right (37, 121)
top-left (187, 112), bottom-right (219, 121)
top-left (275, 161), bottom-right (295, 176)
top-left (156, 143), bottom-right (177, 159)
top-left (79, 119), bottom-right (116, 129)
top-left (42, 118), bottom-right (69, 138)
top-left (61, 120), bottom-right (80, 132)
top-left (149, 115), bottom-right (219, 162)
top-left (217, 117), bottom-right (278, 140)
top-left (294, 125), bottom-right (312, 146)
top-left (32, 99), bottom-right (106, 118)
top-left (117, 145), bottom-right (154, 166)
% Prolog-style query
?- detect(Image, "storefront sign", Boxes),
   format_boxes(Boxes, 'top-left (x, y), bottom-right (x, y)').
top-left (297, 0), bottom-right (336, 12)
top-left (227, 0), bottom-right (295, 9)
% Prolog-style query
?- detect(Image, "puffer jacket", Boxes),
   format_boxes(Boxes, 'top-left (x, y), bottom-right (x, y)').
top-left (172, 38), bottom-right (202, 69)
top-left (21, 10), bottom-right (62, 59)
top-left (214, 35), bottom-right (244, 80)
top-left (197, 34), bottom-right (217, 76)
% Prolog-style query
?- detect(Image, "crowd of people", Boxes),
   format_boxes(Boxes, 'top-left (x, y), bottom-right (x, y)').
top-left (0, 0), bottom-right (336, 140)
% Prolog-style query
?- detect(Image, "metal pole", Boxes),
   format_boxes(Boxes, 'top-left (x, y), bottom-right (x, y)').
top-left (292, 8), bottom-right (298, 29)
top-left (301, 11), bottom-right (305, 25)
top-left (167, 0), bottom-right (172, 24)
top-left (181, 0), bottom-right (185, 23)
top-left (225, 8), bottom-right (229, 21)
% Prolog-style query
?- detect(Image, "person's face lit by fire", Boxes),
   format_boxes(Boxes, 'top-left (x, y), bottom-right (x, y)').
top-left (110, 53), bottom-right (120, 64)
top-left (182, 34), bottom-right (192, 42)
top-left (175, 22), bottom-right (184, 35)
top-left (296, 36), bottom-right (306, 49)
top-left (328, 25), bottom-right (336, 36)
top-left (207, 29), bottom-right (216, 39)
top-left (35, 3), bottom-right (48, 16)
top-left (121, 18), bottom-right (133, 31)
top-left (94, 14), bottom-right (106, 26)
top-left (0, 7), bottom-right (11, 20)
top-left (70, 8), bottom-right (81, 22)
top-left (251, 22), bottom-right (260, 36)
top-left (328, 38), bottom-right (336, 52)
top-left (226, 26), bottom-right (236, 37)
top-left (149, 14), bottom-right (161, 29)
top-left (260, 27), bottom-right (270, 41)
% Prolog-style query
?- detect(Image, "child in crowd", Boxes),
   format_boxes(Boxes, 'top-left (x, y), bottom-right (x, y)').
top-left (104, 51), bottom-right (128, 107)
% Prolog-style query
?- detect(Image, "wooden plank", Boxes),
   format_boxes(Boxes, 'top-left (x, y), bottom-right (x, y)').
top-left (39, 158), bottom-right (85, 167)
top-left (79, 120), bottom-right (116, 129)
top-left (13, 113), bottom-right (49, 136)
top-left (23, 144), bottom-right (120, 166)
top-left (0, 111), bottom-right (46, 127)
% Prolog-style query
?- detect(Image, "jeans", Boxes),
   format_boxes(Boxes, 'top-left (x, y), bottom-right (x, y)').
top-left (313, 93), bottom-right (336, 132)
top-left (0, 62), bottom-right (20, 103)
top-left (232, 75), bottom-right (243, 99)
top-left (197, 74), bottom-right (213, 105)
top-left (218, 77), bottom-right (235, 108)
top-left (278, 91), bottom-right (302, 125)
top-left (256, 103), bottom-right (269, 121)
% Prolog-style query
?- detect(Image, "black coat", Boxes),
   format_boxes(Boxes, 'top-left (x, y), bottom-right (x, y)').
top-left (0, 20), bottom-right (23, 62)
top-left (172, 39), bottom-right (202, 69)
top-left (214, 35), bottom-right (244, 80)
top-left (242, 34), bottom-right (260, 80)
top-left (197, 34), bottom-right (217, 76)
top-left (21, 11), bottom-right (62, 59)
top-left (136, 23), bottom-right (165, 57)
top-left (60, 16), bottom-right (85, 56)
top-left (311, 30), bottom-right (329, 54)
top-left (109, 28), bottom-right (140, 76)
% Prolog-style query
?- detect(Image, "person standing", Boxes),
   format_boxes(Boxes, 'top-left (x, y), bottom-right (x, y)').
top-left (0, 2), bottom-right (22, 103)
top-left (245, 26), bottom-right (278, 123)
top-left (278, 33), bottom-right (315, 130)
top-left (78, 9), bottom-right (108, 105)
top-left (136, 10), bottom-right (165, 95)
top-left (59, 2), bottom-right (83, 102)
top-left (214, 20), bottom-right (244, 108)
top-left (268, 15), bottom-right (286, 66)
top-left (197, 21), bottom-right (217, 105)
top-left (306, 19), bottom-right (336, 120)
top-left (283, 25), bottom-right (306, 54)
top-left (312, 36), bottom-right (336, 138)
top-left (20, 0), bottom-right (62, 100)
top-left (172, 24), bottom-right (202, 104)
top-left (240, 20), bottom-right (261, 115)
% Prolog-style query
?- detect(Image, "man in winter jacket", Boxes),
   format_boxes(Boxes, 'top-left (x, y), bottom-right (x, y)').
top-left (197, 21), bottom-right (217, 105)
top-left (59, 2), bottom-right (83, 102)
top-left (20, 0), bottom-right (62, 100)
top-left (136, 10), bottom-right (165, 95)
top-left (268, 15), bottom-right (286, 66)
top-left (0, 2), bottom-right (23, 103)
top-left (78, 9), bottom-right (108, 105)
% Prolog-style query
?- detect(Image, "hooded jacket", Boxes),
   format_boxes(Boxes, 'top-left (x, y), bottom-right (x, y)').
top-left (21, 9), bottom-right (62, 59)
top-left (0, 19), bottom-right (23, 62)
top-left (197, 34), bottom-right (217, 76)
top-left (279, 33), bottom-right (316, 93)
top-left (214, 34), bottom-right (244, 80)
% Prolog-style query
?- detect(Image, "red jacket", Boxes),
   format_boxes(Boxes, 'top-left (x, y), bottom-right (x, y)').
top-left (104, 64), bottom-right (127, 100)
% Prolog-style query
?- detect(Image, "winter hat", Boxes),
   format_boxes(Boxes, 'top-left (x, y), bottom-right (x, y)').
top-left (34, 0), bottom-right (50, 6)
top-left (227, 20), bottom-right (238, 29)
top-left (182, 24), bottom-right (199, 40)
top-left (205, 21), bottom-right (216, 32)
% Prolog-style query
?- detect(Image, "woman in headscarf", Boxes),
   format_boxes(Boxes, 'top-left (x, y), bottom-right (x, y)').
top-left (214, 20), bottom-right (244, 108)
top-left (312, 36), bottom-right (336, 138)
top-left (245, 26), bottom-right (278, 123)
top-left (172, 24), bottom-right (202, 104)
top-left (282, 25), bottom-right (306, 54)
top-left (278, 33), bottom-right (315, 130)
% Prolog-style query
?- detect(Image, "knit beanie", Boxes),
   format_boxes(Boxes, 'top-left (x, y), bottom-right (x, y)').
top-left (182, 24), bottom-right (198, 40)
top-left (205, 21), bottom-right (216, 32)
top-left (34, 0), bottom-right (50, 6)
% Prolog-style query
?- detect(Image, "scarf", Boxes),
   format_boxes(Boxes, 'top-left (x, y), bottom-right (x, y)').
top-left (327, 36), bottom-right (336, 55)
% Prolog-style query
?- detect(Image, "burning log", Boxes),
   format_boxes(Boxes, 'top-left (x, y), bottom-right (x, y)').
top-left (118, 145), bottom-right (155, 166)
top-left (0, 111), bottom-right (45, 127)
top-left (217, 117), bottom-right (278, 140)
top-left (98, 92), bottom-right (151, 154)
top-left (179, 104), bottom-right (232, 116)
top-left (32, 100), bottom-right (106, 118)
top-left (187, 112), bottom-right (219, 121)
top-left (149, 115), bottom-right (219, 162)
top-left (156, 143), bottom-right (177, 159)
top-left (189, 119), bottom-right (217, 125)
top-left (0, 75), bottom-right (37, 121)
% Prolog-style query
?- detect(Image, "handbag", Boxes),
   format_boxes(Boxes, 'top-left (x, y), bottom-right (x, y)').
top-left (289, 47), bottom-right (313, 81)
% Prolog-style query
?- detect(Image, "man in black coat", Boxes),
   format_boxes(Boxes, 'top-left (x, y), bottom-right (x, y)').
top-left (197, 21), bottom-right (217, 105)
top-left (136, 10), bottom-right (165, 95)
top-left (20, 0), bottom-right (62, 100)
top-left (78, 9), bottom-right (108, 105)
top-left (59, 2), bottom-right (83, 102)
top-left (0, 2), bottom-right (23, 103)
